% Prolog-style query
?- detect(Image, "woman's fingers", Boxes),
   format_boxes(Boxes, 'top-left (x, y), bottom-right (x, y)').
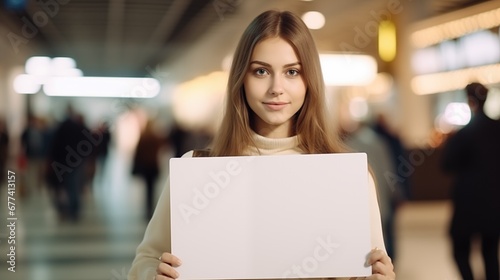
top-left (367, 249), bottom-right (393, 268)
top-left (365, 249), bottom-right (396, 279)
top-left (159, 253), bottom-right (182, 267)
top-left (372, 260), bottom-right (387, 274)
top-left (156, 262), bottom-right (180, 279)
top-left (156, 253), bottom-right (182, 279)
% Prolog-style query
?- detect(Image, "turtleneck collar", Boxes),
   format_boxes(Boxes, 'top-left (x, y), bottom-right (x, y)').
top-left (245, 132), bottom-right (303, 155)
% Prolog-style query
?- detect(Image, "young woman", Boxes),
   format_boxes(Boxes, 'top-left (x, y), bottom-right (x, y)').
top-left (128, 10), bottom-right (395, 280)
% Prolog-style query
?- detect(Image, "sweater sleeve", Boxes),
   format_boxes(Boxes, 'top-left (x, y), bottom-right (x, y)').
top-left (128, 151), bottom-right (194, 280)
top-left (127, 175), bottom-right (171, 280)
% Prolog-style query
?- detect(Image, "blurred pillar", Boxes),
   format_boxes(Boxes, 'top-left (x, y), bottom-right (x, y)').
top-left (393, 0), bottom-right (434, 148)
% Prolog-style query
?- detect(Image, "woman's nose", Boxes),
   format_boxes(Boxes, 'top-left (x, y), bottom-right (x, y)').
top-left (269, 75), bottom-right (284, 96)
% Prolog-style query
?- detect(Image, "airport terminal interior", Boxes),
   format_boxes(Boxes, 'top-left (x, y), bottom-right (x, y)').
top-left (1, 0), bottom-right (500, 279)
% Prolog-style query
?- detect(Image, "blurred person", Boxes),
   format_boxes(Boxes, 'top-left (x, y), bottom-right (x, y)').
top-left (167, 123), bottom-right (191, 158)
top-left (132, 119), bottom-right (164, 220)
top-left (441, 82), bottom-right (500, 280)
top-left (129, 10), bottom-right (395, 280)
top-left (21, 115), bottom-right (48, 193)
top-left (46, 105), bottom-right (91, 222)
top-left (373, 113), bottom-right (411, 201)
top-left (95, 121), bottom-right (111, 162)
top-left (93, 120), bottom-right (112, 186)
top-left (167, 123), bottom-right (212, 158)
top-left (345, 120), bottom-right (399, 262)
top-left (85, 121), bottom-right (112, 189)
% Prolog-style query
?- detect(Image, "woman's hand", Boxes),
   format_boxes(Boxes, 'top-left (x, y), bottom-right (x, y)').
top-left (367, 248), bottom-right (395, 279)
top-left (350, 248), bottom-right (396, 280)
top-left (155, 253), bottom-right (182, 280)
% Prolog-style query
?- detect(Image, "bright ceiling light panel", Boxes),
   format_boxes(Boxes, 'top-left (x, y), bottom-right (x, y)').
top-left (411, 63), bottom-right (500, 95)
top-left (44, 77), bottom-right (161, 98)
top-left (411, 7), bottom-right (500, 48)
top-left (320, 54), bottom-right (377, 86)
top-left (13, 74), bottom-right (41, 94)
top-left (15, 56), bottom-right (160, 98)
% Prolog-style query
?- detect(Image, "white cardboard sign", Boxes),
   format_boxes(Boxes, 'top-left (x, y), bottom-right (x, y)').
top-left (170, 153), bottom-right (371, 279)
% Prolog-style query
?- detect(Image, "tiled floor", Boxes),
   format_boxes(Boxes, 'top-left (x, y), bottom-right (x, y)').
top-left (0, 147), bottom-right (495, 280)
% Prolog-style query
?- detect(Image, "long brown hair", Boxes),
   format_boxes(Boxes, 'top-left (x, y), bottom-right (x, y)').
top-left (210, 10), bottom-right (346, 156)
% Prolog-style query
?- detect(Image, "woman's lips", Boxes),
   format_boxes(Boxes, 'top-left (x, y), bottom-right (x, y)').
top-left (263, 102), bottom-right (289, 111)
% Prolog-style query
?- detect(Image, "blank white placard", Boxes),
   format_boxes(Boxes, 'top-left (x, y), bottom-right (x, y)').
top-left (170, 153), bottom-right (371, 279)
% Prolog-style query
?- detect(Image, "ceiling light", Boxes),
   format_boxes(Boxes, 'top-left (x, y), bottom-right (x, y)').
top-left (302, 11), bottom-right (325, 30)
top-left (320, 54), bottom-right (377, 86)
top-left (51, 57), bottom-right (78, 76)
top-left (25, 56), bottom-right (52, 76)
top-left (17, 56), bottom-right (84, 93)
top-left (13, 74), bottom-right (41, 94)
top-left (16, 56), bottom-right (156, 98)
top-left (411, 6), bottom-right (500, 48)
top-left (43, 77), bottom-right (161, 98)
top-left (411, 63), bottom-right (500, 95)
top-left (378, 20), bottom-right (396, 62)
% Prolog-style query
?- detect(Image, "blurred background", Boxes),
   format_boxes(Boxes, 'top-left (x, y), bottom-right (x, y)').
top-left (1, 0), bottom-right (500, 279)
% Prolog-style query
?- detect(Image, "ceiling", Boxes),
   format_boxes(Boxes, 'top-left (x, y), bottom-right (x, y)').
top-left (0, 0), bottom-right (492, 83)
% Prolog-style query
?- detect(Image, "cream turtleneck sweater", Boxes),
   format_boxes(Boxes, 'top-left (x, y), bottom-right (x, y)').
top-left (245, 133), bottom-right (303, 155)
top-left (128, 133), bottom-right (386, 280)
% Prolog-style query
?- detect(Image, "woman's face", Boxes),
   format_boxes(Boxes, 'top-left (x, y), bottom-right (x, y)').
top-left (244, 37), bottom-right (307, 138)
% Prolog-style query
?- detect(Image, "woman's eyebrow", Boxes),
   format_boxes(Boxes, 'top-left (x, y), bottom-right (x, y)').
top-left (249, 61), bottom-right (301, 68)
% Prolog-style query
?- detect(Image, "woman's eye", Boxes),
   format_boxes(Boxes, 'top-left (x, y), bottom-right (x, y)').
top-left (255, 68), bottom-right (268, 76)
top-left (287, 69), bottom-right (300, 76)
